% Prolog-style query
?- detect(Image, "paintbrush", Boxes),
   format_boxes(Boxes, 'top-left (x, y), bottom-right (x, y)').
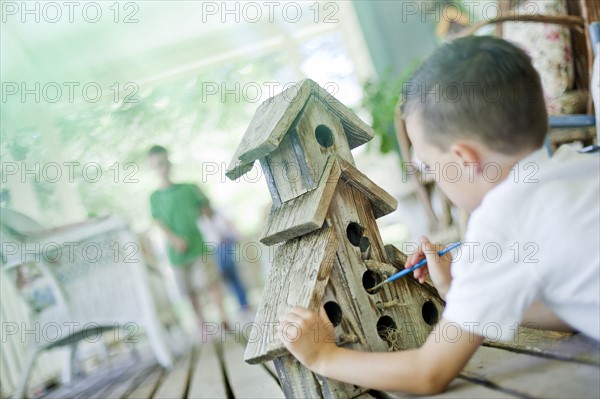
top-left (367, 242), bottom-right (462, 292)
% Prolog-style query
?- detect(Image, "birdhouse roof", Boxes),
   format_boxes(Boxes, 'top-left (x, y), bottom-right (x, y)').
top-left (259, 156), bottom-right (398, 246)
top-left (225, 79), bottom-right (374, 180)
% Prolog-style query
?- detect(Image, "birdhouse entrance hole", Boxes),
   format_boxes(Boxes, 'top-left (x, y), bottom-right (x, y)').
top-left (315, 124), bottom-right (334, 148)
top-left (323, 301), bottom-right (343, 327)
top-left (362, 270), bottom-right (383, 295)
top-left (359, 236), bottom-right (370, 252)
top-left (421, 301), bottom-right (439, 326)
top-left (377, 315), bottom-right (401, 350)
top-left (346, 222), bottom-right (364, 247)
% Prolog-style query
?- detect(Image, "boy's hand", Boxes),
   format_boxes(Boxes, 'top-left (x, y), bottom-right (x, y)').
top-left (277, 306), bottom-right (338, 375)
top-left (406, 236), bottom-right (452, 297)
top-left (171, 236), bottom-right (188, 253)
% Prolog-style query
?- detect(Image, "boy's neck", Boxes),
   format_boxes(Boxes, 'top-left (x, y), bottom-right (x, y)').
top-left (159, 178), bottom-right (173, 189)
top-left (468, 146), bottom-right (544, 211)
top-left (482, 146), bottom-right (543, 188)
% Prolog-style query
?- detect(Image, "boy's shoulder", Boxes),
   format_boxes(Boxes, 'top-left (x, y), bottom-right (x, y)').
top-left (484, 146), bottom-right (597, 204)
top-left (472, 146), bottom-right (598, 230)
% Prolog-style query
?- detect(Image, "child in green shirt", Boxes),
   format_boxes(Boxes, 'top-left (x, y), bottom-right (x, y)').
top-left (148, 145), bottom-right (227, 337)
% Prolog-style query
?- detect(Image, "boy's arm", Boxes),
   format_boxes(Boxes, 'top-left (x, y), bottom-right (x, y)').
top-left (155, 220), bottom-right (188, 253)
top-left (522, 301), bottom-right (575, 332)
top-left (279, 307), bottom-right (482, 395)
top-left (192, 184), bottom-right (211, 216)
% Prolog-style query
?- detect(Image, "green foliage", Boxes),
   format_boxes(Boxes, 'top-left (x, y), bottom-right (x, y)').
top-left (361, 64), bottom-right (419, 166)
top-left (1, 51), bottom-right (290, 230)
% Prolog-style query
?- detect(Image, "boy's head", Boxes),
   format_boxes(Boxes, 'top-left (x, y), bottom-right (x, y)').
top-left (147, 145), bottom-right (170, 180)
top-left (402, 36), bottom-right (548, 211)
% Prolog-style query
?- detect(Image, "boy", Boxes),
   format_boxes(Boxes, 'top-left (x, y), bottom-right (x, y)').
top-left (277, 36), bottom-right (600, 394)
top-left (147, 145), bottom-right (228, 336)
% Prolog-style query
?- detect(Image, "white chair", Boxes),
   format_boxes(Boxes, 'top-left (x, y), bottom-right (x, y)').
top-left (1, 213), bottom-right (173, 398)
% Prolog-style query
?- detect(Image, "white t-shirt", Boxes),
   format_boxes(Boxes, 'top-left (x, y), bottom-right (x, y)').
top-left (443, 146), bottom-right (600, 341)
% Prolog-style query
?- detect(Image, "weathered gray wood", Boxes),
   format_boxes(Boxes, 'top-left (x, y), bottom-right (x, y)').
top-left (226, 79), bottom-right (374, 181)
top-left (265, 130), bottom-right (316, 204)
top-left (352, 185), bottom-right (444, 350)
top-left (228, 77), bottom-right (452, 398)
top-left (462, 345), bottom-right (600, 398)
top-left (259, 157), bottom-right (282, 208)
top-left (384, 377), bottom-right (518, 398)
top-left (245, 226), bottom-right (339, 363)
top-left (311, 83), bottom-right (374, 150)
top-left (384, 243), bottom-right (442, 301)
top-left (153, 354), bottom-right (192, 399)
top-left (484, 328), bottom-right (600, 365)
top-left (383, 244), bottom-right (408, 268)
top-left (224, 340), bottom-right (284, 398)
top-left (85, 364), bottom-right (150, 399)
top-left (364, 260), bottom-right (397, 277)
top-left (325, 182), bottom-right (390, 352)
top-left (274, 354), bottom-right (324, 398)
top-left (293, 96), bottom-right (355, 186)
top-left (338, 158), bottom-right (398, 219)
top-left (262, 361), bottom-right (279, 380)
top-left (126, 366), bottom-right (163, 399)
top-left (187, 342), bottom-right (227, 399)
top-left (287, 182), bottom-right (394, 399)
top-left (349, 393), bottom-right (378, 399)
top-left (103, 364), bottom-right (157, 399)
top-left (260, 156), bottom-right (340, 245)
top-left (226, 80), bottom-right (313, 180)
top-left (433, 379), bottom-right (517, 398)
top-left (276, 181), bottom-right (442, 398)
top-left (44, 356), bottom-right (145, 399)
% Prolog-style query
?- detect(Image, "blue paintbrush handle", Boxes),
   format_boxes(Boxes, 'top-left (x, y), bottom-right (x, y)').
top-left (385, 242), bottom-right (462, 284)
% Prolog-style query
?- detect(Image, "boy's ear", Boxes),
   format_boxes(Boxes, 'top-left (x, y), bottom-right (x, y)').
top-left (450, 142), bottom-right (482, 172)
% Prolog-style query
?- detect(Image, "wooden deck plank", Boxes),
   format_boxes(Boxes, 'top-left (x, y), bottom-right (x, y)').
top-left (223, 340), bottom-right (284, 398)
top-left (104, 365), bottom-right (158, 399)
top-left (85, 371), bottom-right (134, 399)
top-left (349, 393), bottom-right (378, 399)
top-left (43, 356), bottom-right (142, 399)
top-left (484, 328), bottom-right (600, 365)
top-left (187, 343), bottom-right (228, 399)
top-left (434, 378), bottom-right (518, 398)
top-left (84, 360), bottom-right (154, 399)
top-left (262, 361), bottom-right (279, 381)
top-left (153, 354), bottom-right (192, 399)
top-left (126, 366), bottom-right (164, 399)
top-left (36, 334), bottom-right (598, 399)
top-left (462, 345), bottom-right (600, 398)
top-left (382, 377), bottom-right (518, 399)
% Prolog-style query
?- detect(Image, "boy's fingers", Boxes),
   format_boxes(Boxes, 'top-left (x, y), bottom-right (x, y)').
top-left (280, 313), bottom-right (304, 328)
top-left (414, 265), bottom-right (428, 279)
top-left (409, 251), bottom-right (422, 267)
top-left (289, 306), bottom-right (313, 319)
top-left (319, 306), bottom-right (332, 325)
top-left (420, 236), bottom-right (436, 253)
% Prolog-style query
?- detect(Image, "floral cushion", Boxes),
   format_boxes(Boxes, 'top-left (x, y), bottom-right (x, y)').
top-left (593, 47), bottom-right (599, 143)
top-left (502, 0), bottom-right (581, 114)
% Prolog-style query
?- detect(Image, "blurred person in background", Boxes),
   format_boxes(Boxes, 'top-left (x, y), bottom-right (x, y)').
top-left (147, 145), bottom-right (228, 339)
top-left (198, 207), bottom-right (253, 323)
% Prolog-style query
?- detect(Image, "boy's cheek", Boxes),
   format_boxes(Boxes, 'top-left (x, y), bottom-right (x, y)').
top-left (437, 178), bottom-right (476, 211)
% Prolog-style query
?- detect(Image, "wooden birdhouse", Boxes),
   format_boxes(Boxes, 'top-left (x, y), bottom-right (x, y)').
top-left (226, 79), bottom-right (444, 398)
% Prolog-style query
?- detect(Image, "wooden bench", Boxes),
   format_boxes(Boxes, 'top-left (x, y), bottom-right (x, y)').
top-left (38, 328), bottom-right (599, 399)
